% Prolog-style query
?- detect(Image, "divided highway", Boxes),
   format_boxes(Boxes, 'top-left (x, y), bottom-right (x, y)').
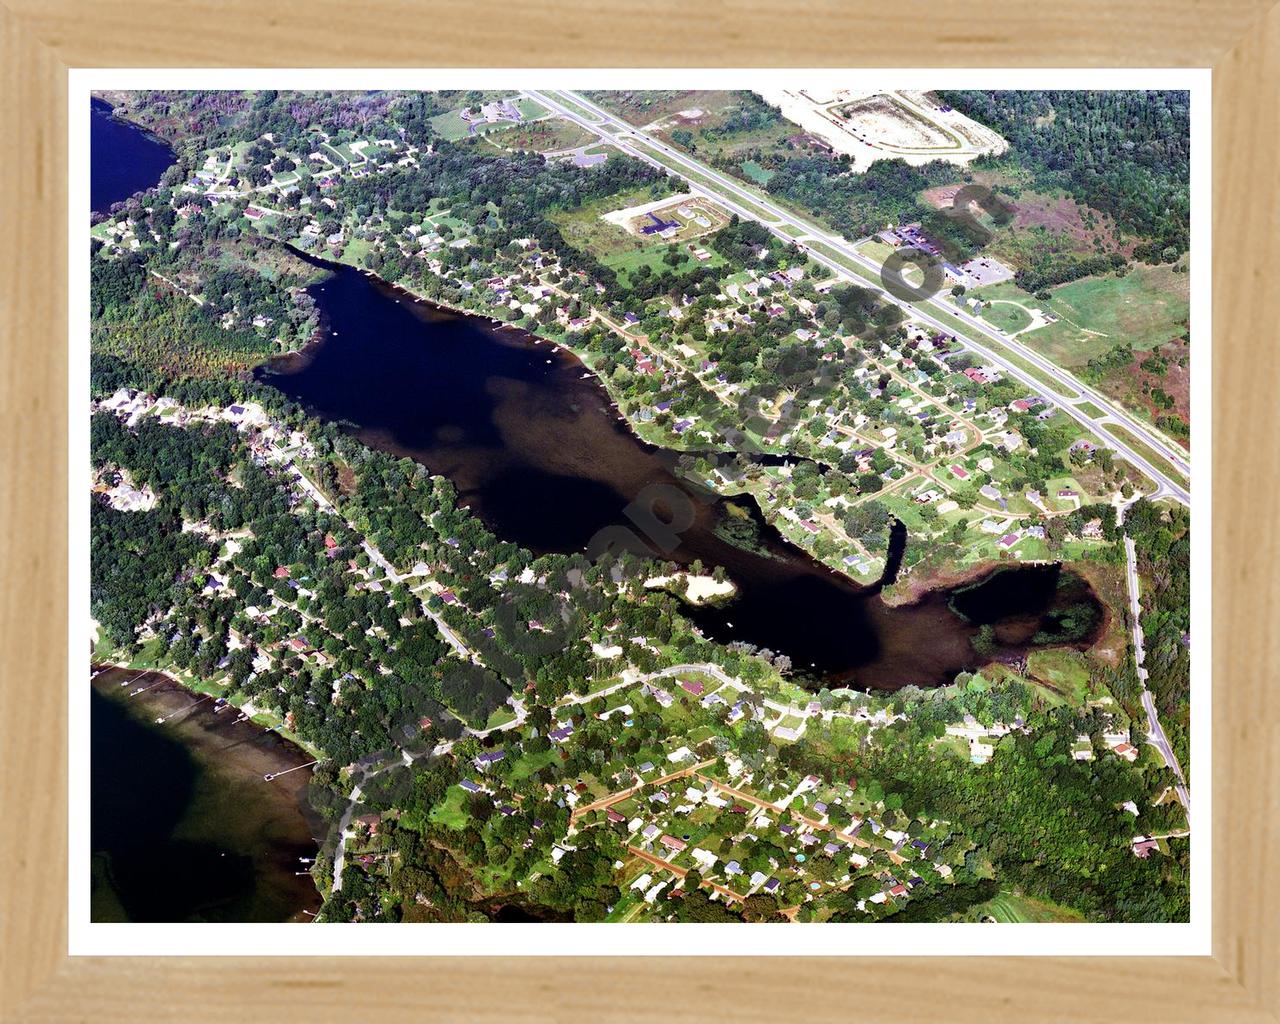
top-left (529, 90), bottom-right (1190, 507)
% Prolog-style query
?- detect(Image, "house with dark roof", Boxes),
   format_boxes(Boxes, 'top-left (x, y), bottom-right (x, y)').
top-left (474, 750), bottom-right (506, 769)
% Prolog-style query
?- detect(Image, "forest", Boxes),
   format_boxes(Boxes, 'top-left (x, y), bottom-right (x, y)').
top-left (764, 155), bottom-right (963, 240)
top-left (939, 90), bottom-right (1191, 256)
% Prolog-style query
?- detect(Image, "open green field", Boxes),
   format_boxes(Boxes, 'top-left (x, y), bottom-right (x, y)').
top-left (339, 235), bottom-right (374, 265)
top-left (319, 142), bottom-right (348, 167)
top-left (1017, 264), bottom-right (1190, 368)
top-left (484, 705), bottom-right (517, 730)
top-left (546, 184), bottom-right (678, 262)
top-left (487, 116), bottom-right (596, 153)
top-left (603, 243), bottom-right (726, 283)
top-left (1075, 401), bottom-right (1106, 418)
top-left (1025, 648), bottom-right (1094, 705)
top-left (740, 160), bottom-right (774, 184)
top-left (688, 120), bottom-right (795, 165)
top-left (515, 97), bottom-right (550, 120)
top-left (979, 300), bottom-right (1034, 334)
top-left (972, 891), bottom-right (1086, 923)
top-left (331, 141), bottom-right (367, 164)
top-left (428, 785), bottom-right (473, 830)
top-left (430, 107), bottom-right (528, 142)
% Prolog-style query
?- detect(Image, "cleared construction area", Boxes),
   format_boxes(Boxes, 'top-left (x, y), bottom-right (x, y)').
top-left (758, 88), bottom-right (1007, 171)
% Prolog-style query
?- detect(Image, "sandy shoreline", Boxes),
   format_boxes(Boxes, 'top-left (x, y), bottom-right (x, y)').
top-left (91, 663), bottom-right (321, 788)
top-left (91, 664), bottom-right (325, 922)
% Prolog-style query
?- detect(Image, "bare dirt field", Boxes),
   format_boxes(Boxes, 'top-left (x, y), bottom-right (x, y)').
top-left (835, 94), bottom-right (957, 150)
top-left (760, 88), bottom-right (1006, 171)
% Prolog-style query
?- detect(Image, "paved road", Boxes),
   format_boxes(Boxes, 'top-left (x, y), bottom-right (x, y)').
top-left (288, 462), bottom-right (478, 664)
top-left (1124, 535), bottom-right (1191, 820)
top-left (531, 90), bottom-right (1189, 506)
top-left (329, 782), bottom-right (364, 893)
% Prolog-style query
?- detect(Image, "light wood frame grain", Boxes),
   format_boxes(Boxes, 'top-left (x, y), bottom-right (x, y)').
top-left (2, 3), bottom-right (1276, 1020)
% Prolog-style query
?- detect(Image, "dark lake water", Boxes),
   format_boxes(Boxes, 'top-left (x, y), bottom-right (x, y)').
top-left (90, 97), bottom-right (175, 214)
top-left (257, 253), bottom-right (1104, 689)
top-left (90, 669), bottom-right (322, 922)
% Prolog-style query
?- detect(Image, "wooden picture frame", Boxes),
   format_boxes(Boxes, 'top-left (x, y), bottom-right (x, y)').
top-left (2, 2), bottom-right (1275, 1019)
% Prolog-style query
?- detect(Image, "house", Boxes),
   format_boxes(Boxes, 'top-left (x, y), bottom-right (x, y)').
top-left (659, 834), bottom-right (687, 854)
top-left (549, 724), bottom-right (575, 743)
top-left (679, 679), bottom-right (705, 697)
top-left (474, 750), bottom-right (506, 769)
top-left (1132, 838), bottom-right (1159, 859)
top-left (606, 808), bottom-right (626, 824)
top-left (459, 779), bottom-right (483, 794)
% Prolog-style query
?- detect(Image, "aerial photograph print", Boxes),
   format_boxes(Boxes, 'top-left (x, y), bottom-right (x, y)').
top-left (86, 82), bottom-right (1194, 932)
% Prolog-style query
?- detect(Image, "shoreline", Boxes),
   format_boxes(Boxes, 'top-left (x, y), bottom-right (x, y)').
top-left (254, 248), bottom-right (1112, 687)
top-left (91, 664), bottom-right (325, 922)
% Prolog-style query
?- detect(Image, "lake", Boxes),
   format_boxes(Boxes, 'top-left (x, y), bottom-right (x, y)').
top-left (90, 97), bottom-right (176, 214)
top-left (90, 667), bottom-right (323, 923)
top-left (258, 253), bottom-right (1104, 689)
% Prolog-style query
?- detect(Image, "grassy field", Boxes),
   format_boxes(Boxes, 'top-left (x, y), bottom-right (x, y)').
top-left (515, 97), bottom-right (550, 120)
top-left (1024, 648), bottom-right (1094, 705)
top-left (1020, 264), bottom-right (1190, 367)
top-left (546, 184), bottom-right (678, 262)
top-left (972, 891), bottom-right (1086, 923)
top-left (428, 786), bottom-right (472, 830)
top-left (319, 142), bottom-right (348, 167)
top-left (431, 108), bottom-right (508, 142)
top-left (586, 89), bottom-right (739, 127)
top-left (980, 300), bottom-right (1034, 334)
top-left (604, 243), bottom-right (726, 283)
top-left (548, 185), bottom-right (664, 257)
top-left (487, 117), bottom-right (596, 153)
top-left (740, 160), bottom-right (774, 184)
top-left (1108, 424), bottom-right (1190, 491)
